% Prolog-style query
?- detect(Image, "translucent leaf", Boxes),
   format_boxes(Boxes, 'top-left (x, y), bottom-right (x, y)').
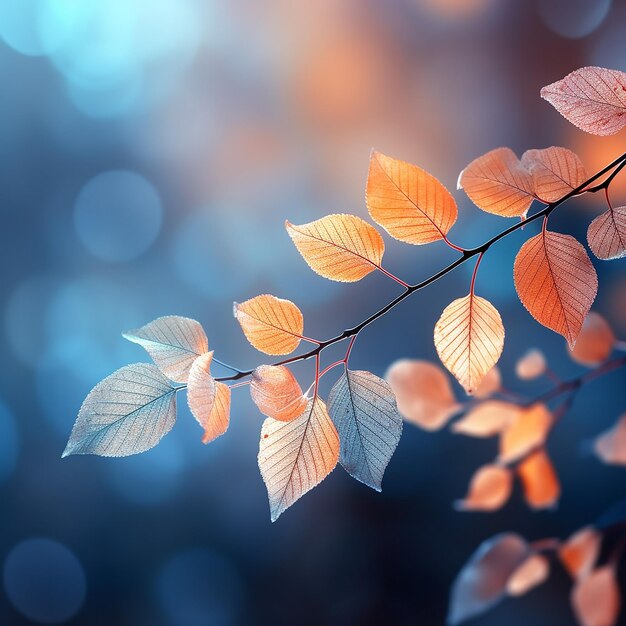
top-left (458, 147), bottom-right (535, 218)
top-left (594, 414), bottom-right (626, 465)
top-left (234, 295), bottom-right (304, 356)
top-left (455, 464), bottom-right (512, 512)
top-left (328, 370), bottom-right (402, 491)
top-left (63, 364), bottom-right (176, 458)
top-left (434, 294), bottom-right (505, 394)
top-left (250, 365), bottom-right (307, 422)
top-left (452, 401), bottom-right (521, 438)
top-left (570, 312), bottom-right (615, 366)
top-left (571, 566), bottom-right (621, 626)
top-left (588, 206), bottom-right (626, 260)
top-left (499, 403), bottom-right (552, 464)
top-left (448, 533), bottom-right (530, 625)
top-left (285, 214), bottom-right (384, 282)
top-left (385, 359), bottom-right (461, 430)
top-left (559, 527), bottom-right (602, 581)
top-left (473, 366), bottom-right (501, 399)
top-left (516, 349), bottom-right (547, 380)
top-left (514, 230), bottom-right (597, 348)
top-left (541, 67), bottom-right (626, 136)
top-left (122, 316), bottom-right (209, 383)
top-left (506, 554), bottom-right (550, 596)
top-left (517, 449), bottom-right (560, 510)
top-left (522, 147), bottom-right (587, 203)
top-left (258, 398), bottom-right (339, 521)
top-left (366, 150), bottom-right (458, 244)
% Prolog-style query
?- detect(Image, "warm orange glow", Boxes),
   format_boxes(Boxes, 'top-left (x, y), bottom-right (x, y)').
top-left (250, 365), bottom-right (307, 422)
top-left (570, 312), bottom-right (615, 366)
top-left (559, 526), bottom-right (602, 581)
top-left (517, 449), bottom-right (560, 510)
top-left (455, 464), bottom-right (512, 512)
top-left (452, 400), bottom-right (520, 438)
top-left (499, 403), bottom-right (552, 464)
top-left (507, 554), bottom-right (550, 596)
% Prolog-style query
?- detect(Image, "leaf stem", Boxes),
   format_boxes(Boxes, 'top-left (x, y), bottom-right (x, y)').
top-left (377, 265), bottom-right (411, 289)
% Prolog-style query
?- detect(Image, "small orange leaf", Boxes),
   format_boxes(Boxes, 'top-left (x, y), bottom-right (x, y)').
top-left (594, 414), bottom-right (626, 465)
top-left (559, 527), bottom-right (602, 581)
top-left (515, 349), bottom-right (547, 380)
top-left (499, 403), bottom-right (552, 464)
top-left (588, 206), bottom-right (626, 260)
top-left (285, 214), bottom-right (384, 282)
top-left (507, 554), bottom-right (550, 596)
top-left (517, 449), bottom-right (560, 510)
top-left (385, 359), bottom-right (460, 430)
top-left (434, 293), bottom-right (505, 394)
top-left (522, 147), bottom-right (587, 202)
top-left (366, 150), bottom-right (458, 244)
top-left (569, 312), bottom-right (615, 366)
top-left (455, 464), bottom-right (512, 512)
top-left (514, 230), bottom-right (598, 347)
top-left (452, 401), bottom-right (521, 438)
top-left (473, 366), bottom-right (501, 399)
top-left (458, 147), bottom-right (535, 217)
top-left (250, 365), bottom-right (307, 422)
top-left (571, 566), bottom-right (621, 626)
top-left (234, 294), bottom-right (304, 355)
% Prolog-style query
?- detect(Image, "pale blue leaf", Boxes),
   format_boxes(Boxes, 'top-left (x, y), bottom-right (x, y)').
top-left (123, 316), bottom-right (208, 383)
top-left (63, 364), bottom-right (177, 458)
top-left (328, 369), bottom-right (402, 491)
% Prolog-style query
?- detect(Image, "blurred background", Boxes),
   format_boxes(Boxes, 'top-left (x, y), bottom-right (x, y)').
top-left (1, 0), bottom-right (626, 624)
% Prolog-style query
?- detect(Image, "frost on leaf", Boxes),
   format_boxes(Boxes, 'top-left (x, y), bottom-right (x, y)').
top-left (499, 403), bottom-right (552, 464)
top-left (250, 365), bottom-right (307, 422)
top-left (569, 312), bottom-right (615, 366)
top-left (517, 449), bottom-right (560, 510)
top-left (452, 401), bottom-right (521, 438)
top-left (594, 414), bottom-right (626, 466)
top-left (328, 370), bottom-right (402, 491)
top-left (588, 206), bottom-right (626, 261)
top-left (455, 464), bottom-right (512, 512)
top-left (63, 364), bottom-right (177, 458)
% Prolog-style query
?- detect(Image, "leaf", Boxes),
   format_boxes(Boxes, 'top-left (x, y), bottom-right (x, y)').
top-left (559, 527), bottom-right (602, 581)
top-left (541, 66), bottom-right (626, 136)
top-left (234, 295), bottom-right (304, 356)
top-left (328, 369), bottom-right (402, 491)
top-left (506, 554), bottom-right (550, 597)
top-left (517, 449), bottom-right (560, 510)
top-left (366, 150), bottom-right (458, 244)
top-left (385, 359), bottom-right (461, 430)
top-left (447, 533), bottom-right (530, 625)
top-left (250, 365), bottom-right (307, 422)
top-left (473, 366), bottom-right (501, 399)
top-left (455, 464), bottom-right (512, 512)
top-left (122, 316), bottom-right (208, 383)
top-left (588, 205), bottom-right (626, 260)
top-left (434, 293), bottom-right (505, 394)
top-left (452, 401), bottom-right (521, 438)
top-left (499, 403), bottom-right (552, 464)
top-left (285, 214), bottom-right (384, 282)
top-left (258, 397), bottom-right (339, 521)
top-left (458, 147), bottom-right (535, 218)
top-left (522, 147), bottom-right (587, 202)
top-left (594, 414), bottom-right (626, 465)
top-left (514, 230), bottom-right (598, 348)
top-left (63, 364), bottom-right (177, 458)
top-left (515, 349), bottom-right (547, 380)
top-left (570, 312), bottom-right (615, 366)
top-left (571, 566), bottom-right (621, 626)
top-left (187, 353), bottom-right (230, 444)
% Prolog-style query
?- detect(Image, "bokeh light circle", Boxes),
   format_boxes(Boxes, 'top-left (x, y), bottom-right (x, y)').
top-left (0, 0), bottom-right (55, 56)
top-left (537, 0), bottom-right (612, 39)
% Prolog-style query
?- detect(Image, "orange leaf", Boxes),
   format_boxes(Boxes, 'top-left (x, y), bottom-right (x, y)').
top-left (517, 449), bottom-right (560, 510)
top-left (473, 366), bottom-right (501, 399)
top-left (452, 401), bottom-right (521, 438)
top-left (234, 294), bottom-right (304, 355)
top-left (588, 206), bottom-right (626, 260)
top-left (385, 360), bottom-right (461, 430)
top-left (515, 349), bottom-right (547, 380)
top-left (506, 554), bottom-right (550, 596)
top-left (434, 294), bottom-right (505, 394)
top-left (258, 397), bottom-right (339, 521)
top-left (522, 147), bottom-right (587, 202)
top-left (366, 150), bottom-right (458, 244)
top-left (499, 403), bottom-right (552, 464)
top-left (458, 147), bottom-right (535, 217)
top-left (541, 66), bottom-right (626, 136)
top-left (571, 566), bottom-right (621, 626)
top-left (250, 365), bottom-right (307, 422)
top-left (569, 312), bottom-right (615, 366)
top-left (594, 414), bottom-right (626, 465)
top-left (559, 526), bottom-right (602, 581)
top-left (455, 464), bottom-right (512, 512)
top-left (514, 230), bottom-right (597, 348)
top-left (285, 214), bottom-right (384, 282)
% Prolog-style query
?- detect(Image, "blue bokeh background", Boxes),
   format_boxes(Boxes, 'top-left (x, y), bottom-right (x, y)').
top-left (1, 0), bottom-right (626, 624)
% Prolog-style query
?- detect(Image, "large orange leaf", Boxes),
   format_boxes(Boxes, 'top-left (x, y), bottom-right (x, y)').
top-left (514, 230), bottom-right (598, 347)
top-left (258, 397), bottom-right (339, 521)
top-left (571, 566), bottom-right (621, 626)
top-left (250, 365), bottom-right (307, 422)
top-left (517, 449), bottom-right (560, 510)
top-left (366, 151), bottom-right (458, 244)
top-left (455, 464), bottom-right (512, 512)
top-left (458, 147), bottom-right (535, 217)
top-left (499, 403), bottom-right (552, 464)
top-left (594, 414), bottom-right (626, 465)
top-left (452, 401), bottom-right (521, 438)
top-left (285, 214), bottom-right (384, 282)
top-left (569, 312), bottom-right (615, 366)
top-left (588, 206), bottom-right (626, 260)
top-left (541, 66), bottom-right (626, 136)
top-left (522, 147), bottom-right (587, 202)
top-left (506, 554), bottom-right (550, 597)
top-left (234, 294), bottom-right (304, 355)
top-left (434, 294), bottom-right (505, 394)
top-left (559, 527), bottom-right (602, 581)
